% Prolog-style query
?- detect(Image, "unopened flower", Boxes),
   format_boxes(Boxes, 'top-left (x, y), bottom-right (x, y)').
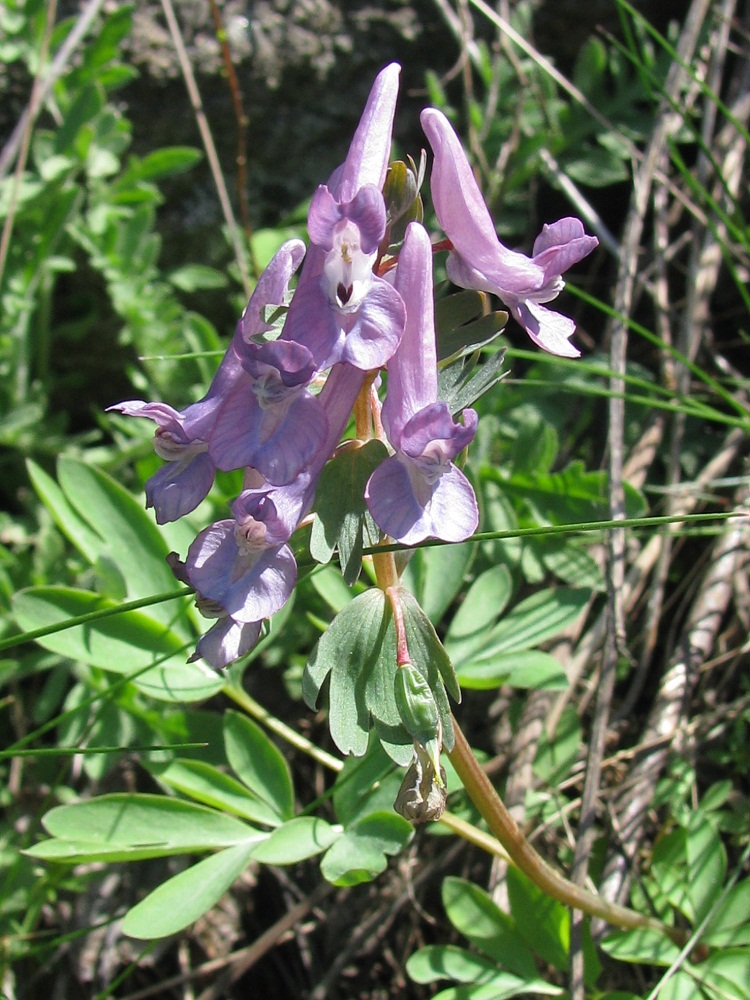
top-left (421, 108), bottom-right (598, 358)
top-left (365, 222), bottom-right (478, 545)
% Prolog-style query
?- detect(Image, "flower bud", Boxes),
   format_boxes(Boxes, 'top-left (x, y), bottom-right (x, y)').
top-left (394, 662), bottom-right (440, 744)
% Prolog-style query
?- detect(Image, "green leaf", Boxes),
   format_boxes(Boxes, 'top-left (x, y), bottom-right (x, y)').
top-left (56, 458), bottom-right (180, 623)
top-left (122, 841), bottom-right (257, 939)
top-left (250, 818), bottom-right (338, 865)
top-left (407, 943), bottom-right (564, 996)
top-left (452, 588), bottom-right (588, 667)
top-left (310, 440), bottom-right (387, 585)
top-left (303, 589), bottom-right (390, 759)
top-left (506, 867), bottom-right (570, 972)
top-left (445, 564), bottom-right (513, 663)
top-left (27, 794), bottom-right (258, 862)
top-left (441, 877), bottom-right (538, 979)
top-left (600, 928), bottom-right (682, 967)
top-left (401, 541), bottom-right (475, 622)
top-left (703, 879), bottom-right (750, 946)
top-left (168, 264), bottom-right (228, 292)
top-left (137, 146), bottom-right (202, 179)
top-left (693, 949), bottom-right (750, 999)
top-left (27, 459), bottom-right (102, 563)
top-left (223, 712), bottom-right (294, 821)
top-left (457, 650), bottom-right (568, 691)
top-left (12, 586), bottom-right (222, 701)
top-left (407, 943), bottom-right (502, 985)
top-left (147, 758), bottom-right (284, 827)
top-left (439, 348), bottom-right (508, 414)
top-left (320, 811), bottom-right (412, 886)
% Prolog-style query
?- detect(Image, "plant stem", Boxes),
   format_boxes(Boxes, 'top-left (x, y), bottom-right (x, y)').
top-left (447, 713), bottom-right (688, 944)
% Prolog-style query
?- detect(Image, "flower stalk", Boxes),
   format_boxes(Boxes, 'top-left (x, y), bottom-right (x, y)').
top-left (447, 714), bottom-right (690, 945)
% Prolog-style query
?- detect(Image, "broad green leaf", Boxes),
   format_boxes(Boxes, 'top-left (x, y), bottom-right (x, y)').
top-left (57, 458), bottom-right (180, 624)
top-left (439, 348), bottom-right (508, 414)
top-left (703, 880), bottom-right (750, 946)
top-left (122, 841), bottom-right (257, 939)
top-left (250, 818), bottom-right (338, 865)
top-left (320, 811), bottom-right (411, 886)
top-left (223, 712), bottom-right (294, 821)
top-left (445, 564), bottom-right (513, 663)
top-left (28, 794), bottom-right (257, 862)
top-left (468, 587), bottom-right (589, 660)
top-left (11, 586), bottom-right (222, 702)
top-left (600, 927), bottom-right (681, 967)
top-left (407, 944), bottom-right (501, 985)
top-left (441, 877), bottom-right (538, 980)
top-left (402, 541), bottom-right (476, 622)
top-left (692, 949), bottom-right (750, 999)
top-left (686, 814), bottom-right (726, 922)
top-left (457, 650), bottom-right (567, 691)
top-left (27, 459), bottom-right (102, 563)
top-left (507, 867), bottom-right (583, 975)
top-left (308, 565), bottom-right (355, 614)
top-left (147, 758), bottom-right (284, 827)
top-left (136, 146), bottom-right (202, 179)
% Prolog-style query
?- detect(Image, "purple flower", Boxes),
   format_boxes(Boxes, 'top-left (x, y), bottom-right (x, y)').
top-left (282, 63), bottom-right (406, 371)
top-left (420, 108), bottom-right (599, 358)
top-left (365, 222), bottom-right (478, 545)
top-left (173, 363), bottom-right (367, 669)
top-left (182, 490), bottom-right (298, 626)
top-left (108, 239), bottom-right (306, 521)
top-left (209, 335), bottom-right (329, 485)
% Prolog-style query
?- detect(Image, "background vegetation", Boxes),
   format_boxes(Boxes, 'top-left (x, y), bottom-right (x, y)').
top-left (1, 0), bottom-right (748, 997)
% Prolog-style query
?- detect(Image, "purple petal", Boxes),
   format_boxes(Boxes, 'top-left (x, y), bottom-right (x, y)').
top-left (237, 238), bottom-right (306, 341)
top-left (145, 451), bottom-right (215, 523)
top-left (531, 219), bottom-right (599, 282)
top-left (185, 520), bottom-right (297, 624)
top-left (365, 455), bottom-right (478, 545)
top-left (334, 63), bottom-right (400, 201)
top-left (383, 222), bottom-right (437, 444)
top-left (221, 545), bottom-right (297, 623)
top-left (399, 403), bottom-right (478, 467)
top-left (191, 617), bottom-right (262, 670)
top-left (282, 278), bottom-right (344, 371)
top-left (344, 185), bottom-right (388, 254)
top-left (512, 300), bottom-right (581, 358)
top-left (308, 186), bottom-right (342, 250)
top-left (420, 108), bottom-right (544, 294)
top-left (339, 276), bottom-right (406, 370)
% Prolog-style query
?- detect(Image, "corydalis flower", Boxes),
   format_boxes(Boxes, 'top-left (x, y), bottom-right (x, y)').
top-left (210, 334), bottom-right (328, 485)
top-left (365, 222), bottom-right (478, 545)
top-left (283, 63), bottom-right (406, 371)
top-left (181, 490), bottom-right (297, 627)
top-left (108, 239), bottom-right (306, 521)
top-left (420, 108), bottom-right (598, 358)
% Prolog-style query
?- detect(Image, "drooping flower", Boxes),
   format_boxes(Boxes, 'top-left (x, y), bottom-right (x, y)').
top-left (420, 108), bottom-right (599, 358)
top-left (365, 222), bottom-right (478, 545)
top-left (282, 63), bottom-right (406, 371)
top-left (108, 239), bottom-right (306, 521)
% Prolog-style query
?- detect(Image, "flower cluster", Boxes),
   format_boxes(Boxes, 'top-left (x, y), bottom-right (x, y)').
top-left (109, 63), bottom-right (597, 670)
